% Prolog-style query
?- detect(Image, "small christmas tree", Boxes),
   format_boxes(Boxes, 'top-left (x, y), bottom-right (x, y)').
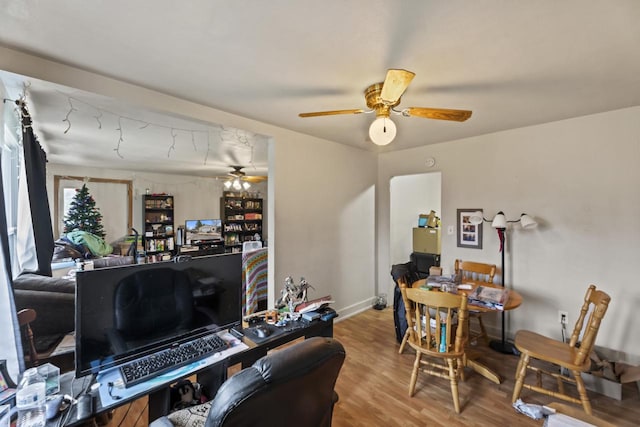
top-left (63, 184), bottom-right (106, 238)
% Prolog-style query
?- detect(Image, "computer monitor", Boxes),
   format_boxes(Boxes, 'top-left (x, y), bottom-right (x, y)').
top-left (75, 253), bottom-right (242, 378)
top-left (185, 219), bottom-right (222, 244)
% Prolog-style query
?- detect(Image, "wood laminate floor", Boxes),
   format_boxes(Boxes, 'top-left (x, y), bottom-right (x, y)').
top-left (105, 307), bottom-right (639, 426)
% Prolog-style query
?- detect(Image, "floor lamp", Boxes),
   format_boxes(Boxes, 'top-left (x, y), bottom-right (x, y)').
top-left (469, 211), bottom-right (537, 354)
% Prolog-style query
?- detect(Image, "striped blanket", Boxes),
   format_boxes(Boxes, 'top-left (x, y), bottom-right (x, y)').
top-left (242, 247), bottom-right (268, 316)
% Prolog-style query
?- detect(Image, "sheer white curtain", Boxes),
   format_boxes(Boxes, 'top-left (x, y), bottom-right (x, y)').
top-left (16, 153), bottom-right (37, 273)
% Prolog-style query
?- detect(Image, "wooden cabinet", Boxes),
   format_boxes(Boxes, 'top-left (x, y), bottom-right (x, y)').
top-left (143, 194), bottom-right (175, 262)
top-left (220, 191), bottom-right (263, 253)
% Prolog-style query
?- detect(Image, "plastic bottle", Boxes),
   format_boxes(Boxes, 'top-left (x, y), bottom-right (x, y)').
top-left (15, 368), bottom-right (46, 427)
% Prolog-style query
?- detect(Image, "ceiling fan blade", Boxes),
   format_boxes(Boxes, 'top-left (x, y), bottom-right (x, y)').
top-left (380, 69), bottom-right (415, 104)
top-left (299, 109), bottom-right (364, 117)
top-left (244, 176), bottom-right (267, 183)
top-left (405, 107), bottom-right (472, 122)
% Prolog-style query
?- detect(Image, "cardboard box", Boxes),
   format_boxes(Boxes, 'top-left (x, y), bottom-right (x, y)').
top-left (581, 373), bottom-right (622, 400)
top-left (413, 227), bottom-right (441, 254)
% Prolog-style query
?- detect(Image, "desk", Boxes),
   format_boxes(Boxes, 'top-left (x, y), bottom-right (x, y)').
top-left (50, 317), bottom-right (333, 426)
top-left (412, 279), bottom-right (522, 384)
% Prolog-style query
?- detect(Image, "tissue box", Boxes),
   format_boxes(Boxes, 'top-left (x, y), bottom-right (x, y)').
top-left (36, 363), bottom-right (60, 395)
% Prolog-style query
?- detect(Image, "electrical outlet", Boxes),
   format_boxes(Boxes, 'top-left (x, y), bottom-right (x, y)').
top-left (558, 310), bottom-right (568, 325)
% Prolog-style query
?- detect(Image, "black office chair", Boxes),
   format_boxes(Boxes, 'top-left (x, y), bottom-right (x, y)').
top-left (150, 337), bottom-right (346, 427)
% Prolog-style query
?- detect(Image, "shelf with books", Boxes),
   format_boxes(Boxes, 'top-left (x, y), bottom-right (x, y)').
top-left (220, 191), bottom-right (263, 253)
top-left (143, 194), bottom-right (176, 261)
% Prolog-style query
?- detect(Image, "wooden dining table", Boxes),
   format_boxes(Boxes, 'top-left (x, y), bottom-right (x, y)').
top-left (412, 278), bottom-right (523, 384)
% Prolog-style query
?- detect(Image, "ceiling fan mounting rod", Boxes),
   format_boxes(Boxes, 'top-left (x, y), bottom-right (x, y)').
top-left (364, 82), bottom-right (400, 118)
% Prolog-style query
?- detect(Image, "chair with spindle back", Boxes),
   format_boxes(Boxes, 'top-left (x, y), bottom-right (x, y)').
top-left (454, 259), bottom-right (496, 345)
top-left (511, 284), bottom-right (611, 415)
top-left (404, 287), bottom-right (469, 413)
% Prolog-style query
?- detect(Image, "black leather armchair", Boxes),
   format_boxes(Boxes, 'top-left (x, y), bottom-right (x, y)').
top-left (151, 336), bottom-right (346, 427)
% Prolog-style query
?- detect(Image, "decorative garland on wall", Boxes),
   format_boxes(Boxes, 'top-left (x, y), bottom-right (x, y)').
top-left (58, 92), bottom-right (259, 166)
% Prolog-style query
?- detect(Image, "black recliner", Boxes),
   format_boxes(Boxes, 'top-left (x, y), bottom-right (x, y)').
top-left (151, 337), bottom-right (346, 427)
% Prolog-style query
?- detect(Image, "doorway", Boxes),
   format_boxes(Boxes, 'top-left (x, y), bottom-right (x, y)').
top-left (389, 172), bottom-right (441, 268)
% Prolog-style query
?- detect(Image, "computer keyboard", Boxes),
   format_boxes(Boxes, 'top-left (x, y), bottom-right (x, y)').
top-left (119, 333), bottom-right (228, 387)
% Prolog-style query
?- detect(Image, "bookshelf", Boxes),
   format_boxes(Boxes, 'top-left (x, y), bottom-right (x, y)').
top-left (220, 191), bottom-right (263, 253)
top-left (143, 194), bottom-right (175, 262)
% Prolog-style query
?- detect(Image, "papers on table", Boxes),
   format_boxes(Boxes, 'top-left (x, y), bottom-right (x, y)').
top-left (467, 286), bottom-right (510, 310)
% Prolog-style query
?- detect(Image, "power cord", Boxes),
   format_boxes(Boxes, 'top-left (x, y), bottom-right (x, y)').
top-left (56, 374), bottom-right (94, 427)
top-left (108, 382), bottom-right (122, 400)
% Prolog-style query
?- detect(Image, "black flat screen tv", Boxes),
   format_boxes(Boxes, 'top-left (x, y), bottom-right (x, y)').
top-left (185, 219), bottom-right (222, 244)
top-left (75, 253), bottom-right (242, 378)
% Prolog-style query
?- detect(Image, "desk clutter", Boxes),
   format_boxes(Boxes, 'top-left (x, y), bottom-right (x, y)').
top-left (423, 274), bottom-right (509, 309)
top-left (240, 303), bottom-right (337, 344)
top-left (239, 276), bottom-right (337, 344)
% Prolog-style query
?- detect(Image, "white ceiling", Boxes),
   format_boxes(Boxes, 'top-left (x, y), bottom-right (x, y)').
top-left (1, 1), bottom-right (640, 177)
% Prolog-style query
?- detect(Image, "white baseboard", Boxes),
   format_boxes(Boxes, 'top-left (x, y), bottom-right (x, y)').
top-left (334, 297), bottom-right (377, 323)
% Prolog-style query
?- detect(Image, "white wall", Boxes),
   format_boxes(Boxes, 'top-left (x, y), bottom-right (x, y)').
top-left (389, 172), bottom-right (441, 266)
top-left (272, 135), bottom-right (378, 317)
top-left (1, 47), bottom-right (378, 318)
top-left (379, 106), bottom-right (640, 362)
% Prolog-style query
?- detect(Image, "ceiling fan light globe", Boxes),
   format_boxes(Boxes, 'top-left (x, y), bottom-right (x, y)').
top-left (369, 117), bottom-right (396, 146)
top-left (232, 179), bottom-right (242, 190)
top-left (224, 180), bottom-right (232, 189)
top-left (242, 181), bottom-right (251, 190)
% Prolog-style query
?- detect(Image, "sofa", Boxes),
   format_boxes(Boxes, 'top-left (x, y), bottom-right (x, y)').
top-left (13, 273), bottom-right (75, 352)
top-left (12, 255), bottom-right (135, 352)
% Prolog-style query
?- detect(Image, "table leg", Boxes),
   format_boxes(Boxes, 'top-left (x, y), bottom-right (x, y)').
top-left (464, 347), bottom-right (502, 384)
top-left (466, 359), bottom-right (501, 384)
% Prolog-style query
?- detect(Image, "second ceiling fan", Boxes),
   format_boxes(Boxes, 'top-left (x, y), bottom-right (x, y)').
top-left (219, 166), bottom-right (267, 191)
top-left (299, 69), bottom-right (472, 146)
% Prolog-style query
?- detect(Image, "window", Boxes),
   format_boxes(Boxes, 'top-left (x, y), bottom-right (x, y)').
top-left (2, 103), bottom-right (22, 277)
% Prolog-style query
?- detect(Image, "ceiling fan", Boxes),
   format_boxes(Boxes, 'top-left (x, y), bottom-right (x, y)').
top-left (298, 69), bottom-right (472, 146)
top-left (219, 166), bottom-right (267, 191)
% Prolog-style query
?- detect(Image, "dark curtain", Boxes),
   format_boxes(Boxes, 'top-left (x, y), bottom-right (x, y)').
top-left (20, 101), bottom-right (54, 276)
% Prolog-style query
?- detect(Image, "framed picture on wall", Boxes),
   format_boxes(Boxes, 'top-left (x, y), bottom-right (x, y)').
top-left (457, 209), bottom-right (483, 249)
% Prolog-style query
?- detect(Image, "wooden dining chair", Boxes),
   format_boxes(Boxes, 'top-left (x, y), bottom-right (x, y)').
top-left (404, 287), bottom-right (469, 414)
top-left (511, 285), bottom-right (611, 415)
top-left (454, 259), bottom-right (496, 345)
top-left (17, 308), bottom-right (47, 367)
top-left (397, 276), bottom-right (416, 354)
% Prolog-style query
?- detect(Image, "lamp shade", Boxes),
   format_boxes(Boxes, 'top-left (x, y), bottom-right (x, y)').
top-left (468, 211), bottom-right (484, 225)
top-left (369, 117), bottom-right (396, 146)
top-left (491, 211), bottom-right (507, 229)
top-left (519, 213), bottom-right (538, 229)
